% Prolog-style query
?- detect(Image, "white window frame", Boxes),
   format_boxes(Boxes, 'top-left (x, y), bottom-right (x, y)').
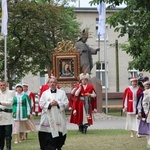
top-left (96, 61), bottom-right (108, 89)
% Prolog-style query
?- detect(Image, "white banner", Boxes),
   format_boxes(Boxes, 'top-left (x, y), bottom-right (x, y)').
top-left (97, 2), bottom-right (105, 39)
top-left (1, 0), bottom-right (8, 36)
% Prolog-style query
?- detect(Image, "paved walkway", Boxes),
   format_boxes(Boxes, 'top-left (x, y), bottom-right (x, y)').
top-left (35, 113), bottom-right (126, 130)
top-left (66, 113), bottom-right (126, 130)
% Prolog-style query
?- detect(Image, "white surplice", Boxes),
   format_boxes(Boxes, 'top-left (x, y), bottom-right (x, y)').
top-left (38, 88), bottom-right (68, 138)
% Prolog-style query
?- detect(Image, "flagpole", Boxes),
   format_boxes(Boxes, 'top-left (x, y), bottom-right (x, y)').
top-left (98, 33), bottom-right (100, 79)
top-left (103, 4), bottom-right (108, 114)
top-left (4, 35), bottom-right (7, 81)
top-left (97, 2), bottom-right (108, 113)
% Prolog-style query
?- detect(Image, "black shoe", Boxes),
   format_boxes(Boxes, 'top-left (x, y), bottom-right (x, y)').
top-left (82, 126), bottom-right (88, 134)
top-left (79, 125), bottom-right (83, 133)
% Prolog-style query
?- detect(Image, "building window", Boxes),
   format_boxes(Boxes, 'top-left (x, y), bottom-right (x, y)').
top-left (40, 75), bottom-right (45, 86)
top-left (40, 73), bottom-right (48, 86)
top-left (128, 68), bottom-right (139, 83)
top-left (96, 18), bottom-right (108, 41)
top-left (96, 61), bottom-right (108, 88)
top-left (96, 18), bottom-right (99, 24)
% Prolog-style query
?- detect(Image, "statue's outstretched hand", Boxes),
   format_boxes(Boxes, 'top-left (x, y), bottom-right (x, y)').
top-left (96, 48), bottom-right (100, 51)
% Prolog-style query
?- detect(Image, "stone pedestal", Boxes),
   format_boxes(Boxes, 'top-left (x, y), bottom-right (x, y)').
top-left (89, 77), bottom-right (103, 113)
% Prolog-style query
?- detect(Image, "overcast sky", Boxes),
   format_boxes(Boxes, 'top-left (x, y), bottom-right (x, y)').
top-left (69, 0), bottom-right (126, 8)
top-left (69, 0), bottom-right (93, 7)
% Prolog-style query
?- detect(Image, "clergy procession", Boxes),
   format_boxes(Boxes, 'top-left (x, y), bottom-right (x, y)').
top-left (0, 72), bottom-right (97, 150)
top-left (0, 15), bottom-right (149, 150)
top-left (0, 74), bottom-right (150, 150)
top-left (0, 17), bottom-right (150, 150)
top-left (0, 0), bottom-right (150, 149)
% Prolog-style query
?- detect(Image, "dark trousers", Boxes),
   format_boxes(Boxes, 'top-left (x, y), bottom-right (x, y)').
top-left (38, 131), bottom-right (66, 150)
top-left (0, 125), bottom-right (12, 150)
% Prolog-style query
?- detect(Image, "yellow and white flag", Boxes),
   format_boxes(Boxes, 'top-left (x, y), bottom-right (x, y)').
top-left (1, 0), bottom-right (8, 36)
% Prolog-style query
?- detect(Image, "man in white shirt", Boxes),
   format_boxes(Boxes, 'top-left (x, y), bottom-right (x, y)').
top-left (0, 80), bottom-right (14, 150)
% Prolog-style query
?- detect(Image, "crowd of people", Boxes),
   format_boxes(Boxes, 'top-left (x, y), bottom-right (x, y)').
top-left (0, 72), bottom-right (98, 150)
top-left (123, 76), bottom-right (150, 138)
top-left (1, 74), bottom-right (150, 150)
top-left (0, 81), bottom-right (36, 150)
top-left (37, 73), bottom-right (97, 149)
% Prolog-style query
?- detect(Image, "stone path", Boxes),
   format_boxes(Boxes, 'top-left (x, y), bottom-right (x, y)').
top-left (67, 113), bottom-right (125, 130)
top-left (35, 113), bottom-right (126, 130)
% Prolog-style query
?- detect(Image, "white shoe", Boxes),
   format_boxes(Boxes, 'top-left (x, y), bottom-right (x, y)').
top-left (130, 134), bottom-right (134, 138)
top-left (136, 134), bottom-right (141, 138)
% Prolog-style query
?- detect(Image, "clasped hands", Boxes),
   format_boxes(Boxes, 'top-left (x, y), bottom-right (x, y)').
top-left (48, 100), bottom-right (59, 109)
top-left (85, 93), bottom-right (91, 97)
top-left (50, 100), bottom-right (58, 106)
top-left (79, 84), bottom-right (91, 97)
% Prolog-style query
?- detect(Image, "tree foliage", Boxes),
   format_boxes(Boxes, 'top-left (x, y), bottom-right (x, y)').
top-left (0, 0), bottom-right (80, 88)
top-left (89, 0), bottom-right (150, 72)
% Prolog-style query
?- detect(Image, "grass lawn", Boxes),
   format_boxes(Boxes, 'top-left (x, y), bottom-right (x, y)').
top-left (108, 112), bottom-right (126, 117)
top-left (106, 108), bottom-right (126, 117)
top-left (12, 129), bottom-right (148, 150)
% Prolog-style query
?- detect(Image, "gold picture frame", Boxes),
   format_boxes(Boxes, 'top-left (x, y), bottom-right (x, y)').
top-left (52, 52), bottom-right (80, 82)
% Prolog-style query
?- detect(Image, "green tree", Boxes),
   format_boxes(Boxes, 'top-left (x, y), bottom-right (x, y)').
top-left (89, 0), bottom-right (150, 72)
top-left (0, 0), bottom-right (80, 88)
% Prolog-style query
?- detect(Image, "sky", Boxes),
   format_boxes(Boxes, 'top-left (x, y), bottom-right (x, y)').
top-left (69, 0), bottom-right (126, 8)
top-left (69, 0), bottom-right (93, 7)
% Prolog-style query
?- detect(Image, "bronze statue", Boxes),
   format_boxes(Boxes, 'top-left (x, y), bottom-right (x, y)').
top-left (74, 28), bottom-right (99, 74)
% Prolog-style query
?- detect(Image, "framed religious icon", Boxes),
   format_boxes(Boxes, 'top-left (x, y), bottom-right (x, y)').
top-left (52, 53), bottom-right (80, 82)
top-left (52, 40), bottom-right (80, 84)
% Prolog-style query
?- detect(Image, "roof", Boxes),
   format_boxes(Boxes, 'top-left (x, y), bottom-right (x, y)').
top-left (74, 7), bottom-right (124, 13)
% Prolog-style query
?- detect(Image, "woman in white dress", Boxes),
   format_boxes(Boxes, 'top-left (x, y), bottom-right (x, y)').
top-left (123, 78), bottom-right (143, 137)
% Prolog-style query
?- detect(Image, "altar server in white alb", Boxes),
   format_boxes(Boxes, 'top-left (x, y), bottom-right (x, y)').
top-left (122, 77), bottom-right (143, 137)
top-left (38, 76), bottom-right (68, 150)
